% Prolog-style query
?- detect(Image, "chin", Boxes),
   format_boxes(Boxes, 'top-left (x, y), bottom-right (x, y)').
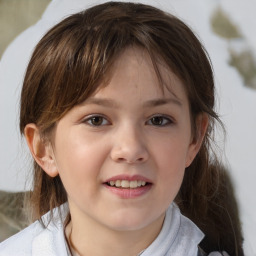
top-left (106, 211), bottom-right (160, 232)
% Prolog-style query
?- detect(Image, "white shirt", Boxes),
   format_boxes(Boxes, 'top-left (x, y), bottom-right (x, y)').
top-left (0, 203), bottom-right (224, 256)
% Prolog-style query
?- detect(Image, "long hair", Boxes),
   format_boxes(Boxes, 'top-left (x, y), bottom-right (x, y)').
top-left (19, 2), bottom-right (243, 255)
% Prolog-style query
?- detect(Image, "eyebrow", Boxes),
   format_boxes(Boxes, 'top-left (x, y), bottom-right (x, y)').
top-left (83, 98), bottom-right (119, 108)
top-left (142, 98), bottom-right (182, 108)
top-left (83, 97), bottom-right (182, 108)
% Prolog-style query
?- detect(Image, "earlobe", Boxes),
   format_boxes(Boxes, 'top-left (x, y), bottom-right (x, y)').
top-left (186, 113), bottom-right (209, 167)
top-left (24, 124), bottom-right (59, 177)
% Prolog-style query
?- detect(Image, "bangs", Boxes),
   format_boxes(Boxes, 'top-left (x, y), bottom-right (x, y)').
top-left (21, 1), bottom-right (215, 136)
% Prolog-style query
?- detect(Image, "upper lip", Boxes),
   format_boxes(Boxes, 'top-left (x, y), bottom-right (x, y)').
top-left (104, 174), bottom-right (152, 183)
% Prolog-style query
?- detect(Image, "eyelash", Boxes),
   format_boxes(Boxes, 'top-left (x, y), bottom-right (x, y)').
top-left (146, 115), bottom-right (174, 126)
top-left (83, 115), bottom-right (110, 126)
top-left (82, 114), bottom-right (174, 127)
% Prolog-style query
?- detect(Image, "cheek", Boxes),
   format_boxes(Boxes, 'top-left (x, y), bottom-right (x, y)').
top-left (53, 131), bottom-right (109, 193)
top-left (157, 151), bottom-right (186, 193)
top-left (55, 127), bottom-right (104, 168)
top-left (153, 132), bottom-right (191, 170)
top-left (151, 134), bottom-right (189, 195)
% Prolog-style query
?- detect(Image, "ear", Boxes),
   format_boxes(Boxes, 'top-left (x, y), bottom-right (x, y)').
top-left (185, 113), bottom-right (209, 168)
top-left (24, 124), bottom-right (59, 177)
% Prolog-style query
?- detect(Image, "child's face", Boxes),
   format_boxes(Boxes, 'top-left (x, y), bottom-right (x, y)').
top-left (50, 47), bottom-right (200, 232)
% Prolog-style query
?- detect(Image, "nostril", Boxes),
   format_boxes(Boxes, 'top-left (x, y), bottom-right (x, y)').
top-left (117, 157), bottom-right (125, 162)
top-left (126, 157), bottom-right (145, 164)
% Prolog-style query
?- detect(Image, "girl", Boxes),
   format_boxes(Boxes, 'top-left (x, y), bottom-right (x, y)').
top-left (0, 2), bottom-right (243, 255)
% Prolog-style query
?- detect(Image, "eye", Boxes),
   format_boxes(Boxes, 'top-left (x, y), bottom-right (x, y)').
top-left (147, 115), bottom-right (173, 126)
top-left (83, 115), bottom-right (110, 126)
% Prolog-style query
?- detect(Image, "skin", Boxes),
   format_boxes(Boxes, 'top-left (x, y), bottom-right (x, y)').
top-left (25, 47), bottom-right (208, 256)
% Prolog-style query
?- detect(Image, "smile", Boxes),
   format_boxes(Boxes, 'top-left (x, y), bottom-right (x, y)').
top-left (104, 175), bottom-right (152, 198)
top-left (107, 180), bottom-right (147, 188)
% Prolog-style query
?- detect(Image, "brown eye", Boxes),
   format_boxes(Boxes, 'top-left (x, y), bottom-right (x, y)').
top-left (84, 115), bottom-right (109, 126)
top-left (147, 115), bottom-right (173, 126)
top-left (91, 116), bottom-right (103, 126)
top-left (151, 116), bottom-right (164, 126)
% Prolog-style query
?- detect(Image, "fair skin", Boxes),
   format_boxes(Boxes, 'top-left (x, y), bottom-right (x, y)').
top-left (25, 47), bottom-right (208, 256)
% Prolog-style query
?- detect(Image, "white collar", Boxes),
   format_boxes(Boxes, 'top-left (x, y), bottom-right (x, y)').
top-left (139, 203), bottom-right (204, 256)
top-left (31, 203), bottom-right (204, 256)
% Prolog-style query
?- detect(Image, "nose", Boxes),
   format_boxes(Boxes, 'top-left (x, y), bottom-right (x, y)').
top-left (110, 124), bottom-right (149, 164)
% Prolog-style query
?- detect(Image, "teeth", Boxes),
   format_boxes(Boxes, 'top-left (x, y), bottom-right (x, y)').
top-left (107, 180), bottom-right (148, 188)
top-left (115, 180), bottom-right (121, 187)
top-left (130, 180), bottom-right (137, 188)
top-left (121, 180), bottom-right (130, 188)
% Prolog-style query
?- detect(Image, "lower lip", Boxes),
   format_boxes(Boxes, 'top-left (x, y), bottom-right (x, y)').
top-left (103, 184), bottom-right (152, 199)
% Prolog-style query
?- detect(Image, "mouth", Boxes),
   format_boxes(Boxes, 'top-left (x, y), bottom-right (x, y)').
top-left (103, 175), bottom-right (152, 198)
top-left (105, 180), bottom-right (150, 189)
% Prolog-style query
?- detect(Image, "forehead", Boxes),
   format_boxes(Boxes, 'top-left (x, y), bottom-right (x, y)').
top-left (91, 47), bottom-right (188, 104)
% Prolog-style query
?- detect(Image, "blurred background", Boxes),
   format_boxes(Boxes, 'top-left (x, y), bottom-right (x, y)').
top-left (0, 0), bottom-right (50, 58)
top-left (0, 0), bottom-right (255, 255)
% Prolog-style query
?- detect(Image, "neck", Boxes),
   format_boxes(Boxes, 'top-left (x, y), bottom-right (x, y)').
top-left (65, 208), bottom-right (165, 256)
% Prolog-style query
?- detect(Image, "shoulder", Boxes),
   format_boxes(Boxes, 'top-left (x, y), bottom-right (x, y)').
top-left (208, 252), bottom-right (230, 256)
top-left (0, 220), bottom-right (44, 256)
top-left (173, 204), bottom-right (204, 243)
top-left (198, 244), bottom-right (230, 256)
top-left (0, 204), bottom-right (69, 256)
top-left (198, 250), bottom-right (229, 256)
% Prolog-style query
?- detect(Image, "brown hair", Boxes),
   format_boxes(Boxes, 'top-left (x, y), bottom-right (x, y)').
top-left (20, 2), bottom-right (243, 255)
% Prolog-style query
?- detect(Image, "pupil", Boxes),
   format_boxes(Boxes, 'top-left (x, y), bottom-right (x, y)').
top-left (152, 117), bottom-right (162, 125)
top-left (92, 117), bottom-right (102, 125)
